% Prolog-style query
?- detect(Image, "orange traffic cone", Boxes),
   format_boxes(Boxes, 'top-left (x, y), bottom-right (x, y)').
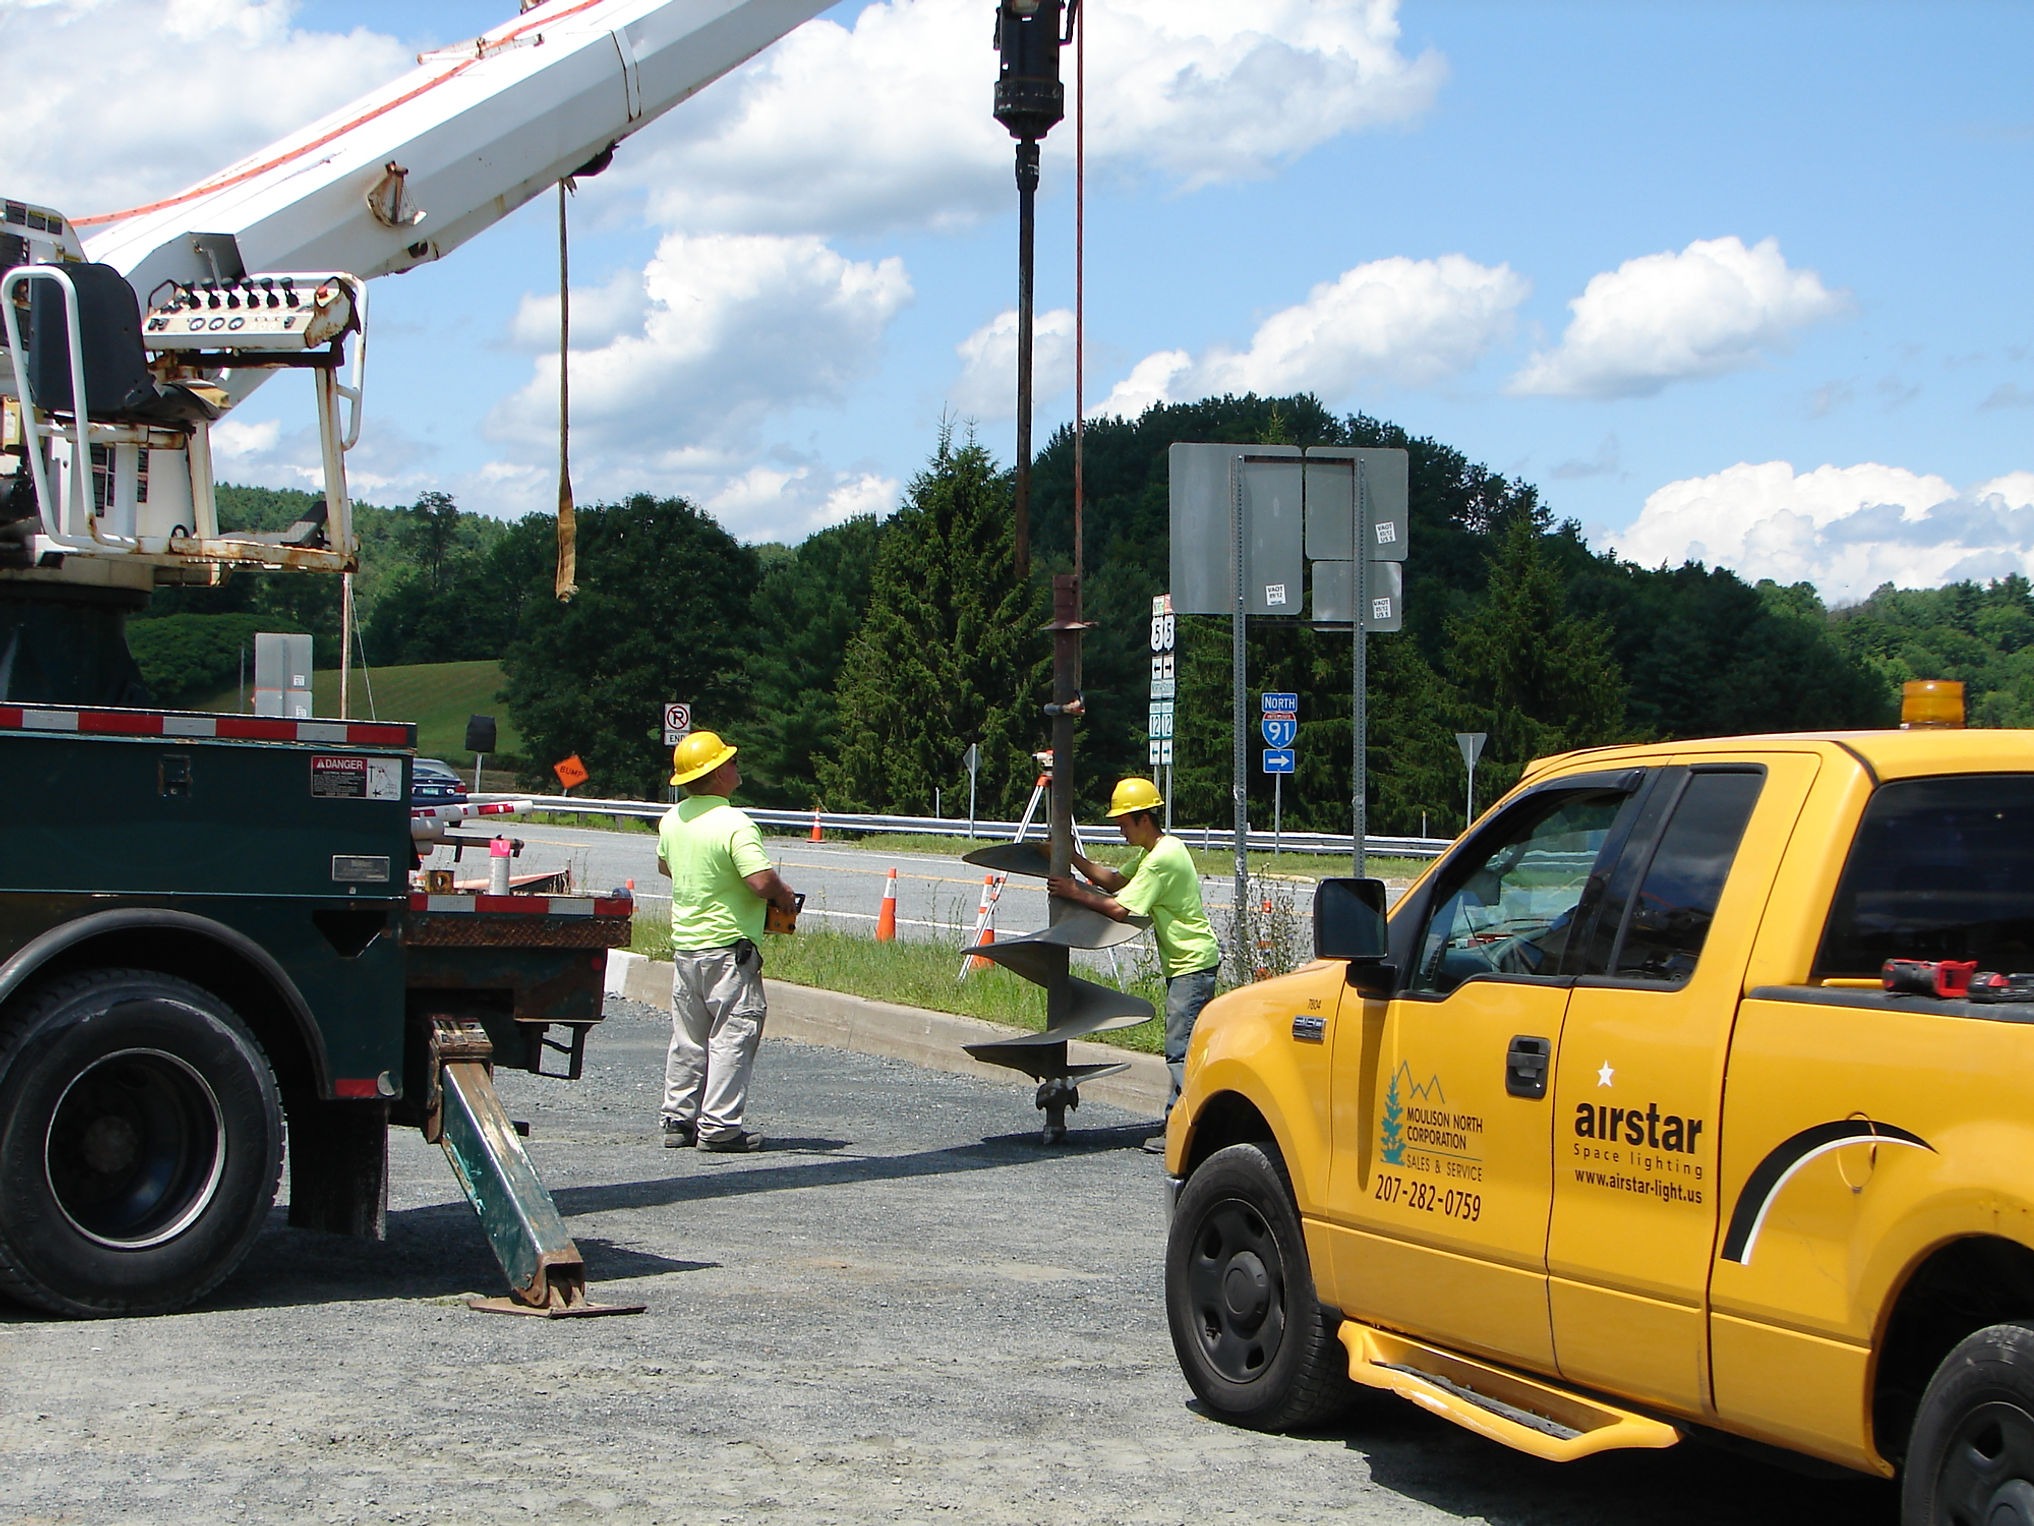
top-left (809, 808), bottom-right (823, 843)
top-left (875, 867), bottom-right (898, 942)
top-left (967, 875), bottom-right (997, 971)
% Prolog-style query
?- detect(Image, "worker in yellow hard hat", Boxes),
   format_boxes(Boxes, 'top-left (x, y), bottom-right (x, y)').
top-left (1047, 776), bottom-right (1221, 1150)
top-left (654, 730), bottom-right (799, 1154)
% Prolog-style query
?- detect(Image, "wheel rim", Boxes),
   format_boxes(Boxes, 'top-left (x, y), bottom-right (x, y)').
top-left (1185, 1197), bottom-right (1288, 1382)
top-left (1936, 1400), bottom-right (2034, 1526)
top-left (43, 1047), bottom-right (227, 1249)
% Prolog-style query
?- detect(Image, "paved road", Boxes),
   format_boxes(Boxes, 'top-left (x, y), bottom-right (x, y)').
top-left (424, 824), bottom-right (1331, 958)
top-left (0, 1001), bottom-right (1895, 1525)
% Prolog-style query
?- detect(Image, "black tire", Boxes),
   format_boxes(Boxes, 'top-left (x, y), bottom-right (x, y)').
top-left (1901, 1321), bottom-right (2034, 1525)
top-left (1166, 1141), bottom-right (1351, 1430)
top-left (0, 969), bottom-right (283, 1317)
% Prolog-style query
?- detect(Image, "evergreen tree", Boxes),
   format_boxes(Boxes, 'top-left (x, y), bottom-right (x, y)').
top-left (501, 494), bottom-right (761, 798)
top-left (819, 428), bottom-right (1047, 816)
top-left (1443, 515), bottom-right (1627, 796)
top-left (739, 513), bottom-right (888, 808)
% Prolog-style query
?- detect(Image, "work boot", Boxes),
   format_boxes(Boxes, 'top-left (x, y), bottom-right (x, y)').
top-left (699, 1129), bottom-right (764, 1154)
top-left (661, 1117), bottom-right (697, 1148)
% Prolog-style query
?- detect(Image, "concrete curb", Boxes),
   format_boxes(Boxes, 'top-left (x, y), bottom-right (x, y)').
top-left (605, 948), bottom-right (1168, 1117)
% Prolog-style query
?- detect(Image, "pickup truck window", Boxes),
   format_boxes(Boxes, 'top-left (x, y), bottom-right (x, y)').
top-left (1815, 773), bottom-right (2034, 978)
top-left (1409, 791), bottom-right (1627, 996)
top-left (1609, 769), bottom-right (1764, 985)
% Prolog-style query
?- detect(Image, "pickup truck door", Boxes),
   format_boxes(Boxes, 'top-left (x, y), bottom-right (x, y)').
top-left (1323, 776), bottom-right (1646, 1371)
top-left (1545, 755), bottom-right (1817, 1416)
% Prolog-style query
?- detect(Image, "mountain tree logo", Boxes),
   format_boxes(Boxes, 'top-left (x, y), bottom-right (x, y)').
top-left (1381, 1061), bottom-right (1445, 1165)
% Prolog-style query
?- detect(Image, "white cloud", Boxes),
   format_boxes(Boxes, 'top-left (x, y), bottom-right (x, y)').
top-left (0, 0), bottom-right (411, 215)
top-left (607, 0), bottom-right (1445, 237)
top-left (487, 231), bottom-right (912, 455)
top-left (1096, 254), bottom-right (1526, 416)
top-left (209, 417), bottom-right (280, 461)
top-left (1096, 350), bottom-right (1193, 421)
top-left (1609, 461), bottom-right (2034, 603)
top-left (1511, 237), bottom-right (1848, 399)
top-left (701, 464), bottom-right (901, 544)
top-left (949, 308), bottom-right (1074, 421)
top-left (508, 268), bottom-right (651, 352)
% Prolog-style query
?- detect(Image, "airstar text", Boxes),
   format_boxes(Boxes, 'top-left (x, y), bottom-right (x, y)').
top-left (1573, 1102), bottom-right (1705, 1154)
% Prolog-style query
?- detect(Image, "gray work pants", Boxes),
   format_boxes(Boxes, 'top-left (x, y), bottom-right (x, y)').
top-left (1164, 966), bottom-right (1219, 1114)
top-left (663, 942), bottom-right (766, 1143)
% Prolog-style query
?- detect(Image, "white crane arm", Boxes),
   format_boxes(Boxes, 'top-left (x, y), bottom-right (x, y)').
top-left (82, 0), bottom-right (833, 296)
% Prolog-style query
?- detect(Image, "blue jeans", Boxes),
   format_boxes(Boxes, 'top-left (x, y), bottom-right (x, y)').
top-left (1164, 966), bottom-right (1219, 1114)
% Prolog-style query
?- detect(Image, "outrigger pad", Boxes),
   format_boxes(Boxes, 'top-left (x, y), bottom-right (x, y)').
top-left (962, 841), bottom-right (1050, 877)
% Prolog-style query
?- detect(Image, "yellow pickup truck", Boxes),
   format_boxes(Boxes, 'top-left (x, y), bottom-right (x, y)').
top-left (1163, 728), bottom-right (2034, 1525)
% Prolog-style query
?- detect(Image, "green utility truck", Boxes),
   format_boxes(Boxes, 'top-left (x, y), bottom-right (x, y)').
top-left (0, 700), bottom-right (632, 1317)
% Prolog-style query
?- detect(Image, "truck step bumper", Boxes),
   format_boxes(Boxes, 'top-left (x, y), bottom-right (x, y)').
top-left (1338, 1320), bottom-right (1681, 1462)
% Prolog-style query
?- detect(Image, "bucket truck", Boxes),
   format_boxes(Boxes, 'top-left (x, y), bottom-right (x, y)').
top-left (0, 0), bottom-right (832, 1318)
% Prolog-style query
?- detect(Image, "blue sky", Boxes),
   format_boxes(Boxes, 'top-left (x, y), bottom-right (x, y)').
top-left (4, 0), bottom-right (2028, 602)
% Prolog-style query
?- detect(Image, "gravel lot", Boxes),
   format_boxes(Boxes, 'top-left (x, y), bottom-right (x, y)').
top-left (0, 998), bottom-right (1895, 1525)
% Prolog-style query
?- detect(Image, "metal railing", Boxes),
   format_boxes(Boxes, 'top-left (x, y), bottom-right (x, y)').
top-left (502, 794), bottom-right (1452, 861)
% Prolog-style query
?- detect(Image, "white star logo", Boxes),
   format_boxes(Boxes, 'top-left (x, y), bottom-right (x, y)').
top-left (1596, 1061), bottom-right (1615, 1088)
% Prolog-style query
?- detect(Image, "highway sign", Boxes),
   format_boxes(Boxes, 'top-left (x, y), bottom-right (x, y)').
top-left (1148, 738), bottom-right (1175, 766)
top-left (1148, 701), bottom-right (1175, 740)
top-left (662, 701), bottom-right (692, 745)
top-left (1262, 748), bottom-right (1296, 775)
top-left (1260, 691), bottom-right (1298, 715)
top-left (1261, 716), bottom-right (1297, 749)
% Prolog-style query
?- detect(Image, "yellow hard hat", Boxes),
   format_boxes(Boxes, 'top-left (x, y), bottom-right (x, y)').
top-left (1106, 776), bottom-right (1164, 817)
top-left (671, 730), bottom-right (737, 786)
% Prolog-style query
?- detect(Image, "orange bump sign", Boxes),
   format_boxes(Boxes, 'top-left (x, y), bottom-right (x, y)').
top-left (553, 754), bottom-right (589, 789)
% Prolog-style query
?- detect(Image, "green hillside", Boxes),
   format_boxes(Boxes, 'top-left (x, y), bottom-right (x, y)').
top-left (189, 659), bottom-right (521, 765)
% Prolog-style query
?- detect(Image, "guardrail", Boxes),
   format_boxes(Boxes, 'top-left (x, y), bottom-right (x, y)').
top-left (498, 794), bottom-right (1453, 861)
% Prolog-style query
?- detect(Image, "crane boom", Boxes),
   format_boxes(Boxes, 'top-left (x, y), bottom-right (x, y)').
top-left (84, 0), bottom-right (832, 296)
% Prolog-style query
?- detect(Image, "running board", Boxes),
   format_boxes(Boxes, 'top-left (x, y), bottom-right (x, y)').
top-left (1338, 1321), bottom-right (1681, 1462)
top-left (426, 1019), bottom-right (642, 1318)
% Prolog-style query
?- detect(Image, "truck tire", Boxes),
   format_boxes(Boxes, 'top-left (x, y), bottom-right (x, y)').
top-left (0, 969), bottom-right (283, 1317)
top-left (1166, 1142), bottom-right (1350, 1431)
top-left (1901, 1321), bottom-right (2034, 1525)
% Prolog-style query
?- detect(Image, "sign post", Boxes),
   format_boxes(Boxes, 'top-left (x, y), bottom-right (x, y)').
top-left (963, 742), bottom-right (980, 838)
top-left (1148, 594), bottom-right (1177, 825)
top-left (1456, 730), bottom-right (1489, 832)
top-left (1261, 693), bottom-right (1298, 853)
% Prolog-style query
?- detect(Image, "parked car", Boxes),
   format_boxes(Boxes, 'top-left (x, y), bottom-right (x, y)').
top-left (410, 757), bottom-right (468, 806)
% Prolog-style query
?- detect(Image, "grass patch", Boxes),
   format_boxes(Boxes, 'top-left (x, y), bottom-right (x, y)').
top-left (628, 923), bottom-right (1167, 1055)
top-left (188, 659), bottom-right (520, 766)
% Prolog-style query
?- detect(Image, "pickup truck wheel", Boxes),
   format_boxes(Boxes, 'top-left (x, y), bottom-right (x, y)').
top-left (1166, 1142), bottom-right (1348, 1431)
top-left (1902, 1322), bottom-right (2034, 1526)
top-left (0, 970), bottom-right (283, 1318)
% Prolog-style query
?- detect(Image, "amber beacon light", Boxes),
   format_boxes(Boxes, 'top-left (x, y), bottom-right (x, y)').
top-left (1901, 679), bottom-right (1966, 729)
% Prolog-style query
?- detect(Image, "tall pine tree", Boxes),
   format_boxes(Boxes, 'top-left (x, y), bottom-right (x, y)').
top-left (1444, 515), bottom-right (1626, 797)
top-left (819, 428), bottom-right (1047, 817)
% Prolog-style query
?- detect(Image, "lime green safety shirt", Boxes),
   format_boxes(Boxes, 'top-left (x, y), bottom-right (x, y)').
top-left (660, 794), bottom-right (771, 950)
top-left (1116, 833), bottom-right (1221, 979)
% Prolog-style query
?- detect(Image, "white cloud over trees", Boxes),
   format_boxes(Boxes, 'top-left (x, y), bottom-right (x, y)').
top-left (1609, 461), bottom-right (2034, 602)
top-left (1094, 254), bottom-right (1527, 416)
top-left (1511, 236), bottom-right (1848, 399)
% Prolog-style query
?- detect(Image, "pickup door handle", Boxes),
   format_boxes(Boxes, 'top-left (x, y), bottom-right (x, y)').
top-left (1506, 1035), bottom-right (1551, 1099)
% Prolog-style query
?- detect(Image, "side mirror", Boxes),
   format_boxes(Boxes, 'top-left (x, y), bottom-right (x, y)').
top-left (1316, 877), bottom-right (1395, 996)
top-left (1316, 877), bottom-right (1388, 959)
